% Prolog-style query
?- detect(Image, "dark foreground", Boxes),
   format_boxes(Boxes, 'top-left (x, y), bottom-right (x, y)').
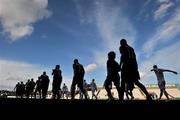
top-left (0, 98), bottom-right (179, 118)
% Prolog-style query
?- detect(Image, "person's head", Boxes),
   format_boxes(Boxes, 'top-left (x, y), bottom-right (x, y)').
top-left (108, 51), bottom-right (116, 60)
top-left (120, 39), bottom-right (127, 46)
top-left (153, 65), bottom-right (158, 69)
top-left (55, 65), bottom-right (60, 69)
top-left (43, 71), bottom-right (46, 75)
top-left (153, 65), bottom-right (159, 72)
top-left (92, 79), bottom-right (95, 82)
top-left (74, 59), bottom-right (78, 64)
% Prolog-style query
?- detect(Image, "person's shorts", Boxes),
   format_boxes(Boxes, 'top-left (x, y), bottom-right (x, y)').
top-left (158, 81), bottom-right (165, 90)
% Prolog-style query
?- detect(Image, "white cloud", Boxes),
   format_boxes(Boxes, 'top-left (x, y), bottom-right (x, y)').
top-left (95, 2), bottom-right (136, 51)
top-left (154, 1), bottom-right (174, 20)
top-left (92, 1), bottom-right (136, 68)
top-left (143, 7), bottom-right (180, 55)
top-left (0, 59), bottom-right (44, 90)
top-left (74, 0), bottom-right (136, 70)
top-left (140, 40), bottom-right (180, 84)
top-left (157, 0), bottom-right (170, 3)
top-left (0, 0), bottom-right (51, 41)
top-left (85, 64), bottom-right (97, 73)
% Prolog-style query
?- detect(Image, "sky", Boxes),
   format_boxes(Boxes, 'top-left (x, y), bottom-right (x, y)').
top-left (0, 0), bottom-right (180, 90)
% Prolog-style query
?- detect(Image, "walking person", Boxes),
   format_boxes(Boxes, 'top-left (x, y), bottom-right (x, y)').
top-left (90, 79), bottom-right (98, 99)
top-left (119, 39), bottom-right (152, 100)
top-left (71, 59), bottom-right (88, 99)
top-left (104, 51), bottom-right (121, 100)
top-left (52, 65), bottom-right (62, 99)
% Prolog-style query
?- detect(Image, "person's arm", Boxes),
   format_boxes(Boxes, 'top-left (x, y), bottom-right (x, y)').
top-left (150, 69), bottom-right (155, 72)
top-left (162, 69), bottom-right (178, 74)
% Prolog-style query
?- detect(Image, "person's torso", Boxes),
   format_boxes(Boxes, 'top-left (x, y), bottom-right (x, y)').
top-left (155, 69), bottom-right (165, 82)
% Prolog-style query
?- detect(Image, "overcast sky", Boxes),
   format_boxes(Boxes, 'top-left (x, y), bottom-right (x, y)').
top-left (0, 0), bottom-right (179, 90)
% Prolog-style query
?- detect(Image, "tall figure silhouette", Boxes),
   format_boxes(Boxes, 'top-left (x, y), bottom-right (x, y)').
top-left (119, 39), bottom-right (151, 100)
top-left (71, 59), bottom-right (87, 99)
top-left (52, 65), bottom-right (62, 99)
top-left (104, 51), bottom-right (121, 100)
top-left (40, 72), bottom-right (50, 99)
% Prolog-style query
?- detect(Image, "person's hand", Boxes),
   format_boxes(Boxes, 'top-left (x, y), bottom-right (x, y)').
top-left (150, 69), bottom-right (153, 72)
top-left (173, 71), bottom-right (178, 74)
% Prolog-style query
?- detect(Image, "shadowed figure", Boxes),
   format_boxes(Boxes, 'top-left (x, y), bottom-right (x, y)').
top-left (151, 65), bottom-right (178, 100)
top-left (52, 65), bottom-right (62, 99)
top-left (104, 51), bottom-right (121, 100)
top-left (34, 76), bottom-right (42, 99)
top-left (40, 72), bottom-right (50, 99)
top-left (71, 59), bottom-right (87, 99)
top-left (119, 39), bottom-right (152, 100)
top-left (90, 79), bottom-right (98, 99)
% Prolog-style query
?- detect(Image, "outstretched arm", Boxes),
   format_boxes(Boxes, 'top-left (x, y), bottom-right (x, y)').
top-left (151, 69), bottom-right (154, 72)
top-left (162, 69), bottom-right (178, 74)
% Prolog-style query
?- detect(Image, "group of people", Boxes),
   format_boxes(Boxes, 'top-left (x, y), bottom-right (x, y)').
top-left (14, 62), bottom-right (98, 100)
top-left (14, 72), bottom-right (50, 99)
top-left (14, 38), bottom-right (178, 100)
top-left (104, 39), bottom-right (178, 100)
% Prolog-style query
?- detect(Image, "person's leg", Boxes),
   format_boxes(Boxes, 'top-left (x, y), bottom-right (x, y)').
top-left (71, 83), bottom-right (76, 99)
top-left (128, 90), bottom-right (134, 100)
top-left (104, 78), bottom-right (113, 99)
top-left (164, 90), bottom-right (169, 100)
top-left (134, 80), bottom-right (152, 100)
top-left (159, 89), bottom-right (163, 100)
top-left (119, 79), bottom-right (125, 100)
top-left (113, 75), bottom-right (122, 100)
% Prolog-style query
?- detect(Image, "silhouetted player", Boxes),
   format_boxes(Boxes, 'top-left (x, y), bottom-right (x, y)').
top-left (34, 76), bottom-right (42, 99)
top-left (71, 59), bottom-right (87, 99)
top-left (104, 51), bottom-right (121, 100)
top-left (40, 72), bottom-right (50, 99)
top-left (52, 65), bottom-right (62, 99)
top-left (119, 39), bottom-right (151, 100)
top-left (151, 65), bottom-right (178, 100)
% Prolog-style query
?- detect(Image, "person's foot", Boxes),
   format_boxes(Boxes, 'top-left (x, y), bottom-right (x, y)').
top-left (146, 95), bottom-right (152, 101)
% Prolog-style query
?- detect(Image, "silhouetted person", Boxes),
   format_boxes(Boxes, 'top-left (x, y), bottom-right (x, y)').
top-left (40, 72), bottom-right (50, 99)
top-left (90, 79), bottom-right (97, 99)
top-left (25, 79), bottom-right (31, 98)
top-left (62, 83), bottom-right (68, 99)
top-left (52, 65), bottom-right (62, 99)
top-left (151, 65), bottom-right (178, 100)
top-left (71, 59), bottom-right (88, 99)
top-left (119, 39), bottom-right (151, 100)
top-left (34, 77), bottom-right (42, 99)
top-left (19, 81), bottom-right (25, 98)
top-left (14, 82), bottom-right (21, 98)
top-left (82, 80), bottom-right (89, 99)
top-left (29, 78), bottom-right (36, 98)
top-left (104, 51), bottom-right (121, 100)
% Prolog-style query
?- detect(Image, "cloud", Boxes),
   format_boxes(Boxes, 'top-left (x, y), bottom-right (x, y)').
top-left (0, 59), bottom-right (44, 90)
top-left (84, 64), bottom-right (97, 73)
top-left (140, 40), bottom-right (180, 84)
top-left (0, 0), bottom-right (51, 41)
top-left (154, 1), bottom-right (174, 20)
top-left (74, 0), bottom-right (136, 70)
top-left (143, 7), bottom-right (180, 55)
top-left (157, 0), bottom-right (170, 3)
top-left (95, 1), bottom-right (136, 51)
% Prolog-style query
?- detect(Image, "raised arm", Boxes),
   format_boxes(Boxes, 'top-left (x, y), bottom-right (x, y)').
top-left (162, 69), bottom-right (178, 74)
